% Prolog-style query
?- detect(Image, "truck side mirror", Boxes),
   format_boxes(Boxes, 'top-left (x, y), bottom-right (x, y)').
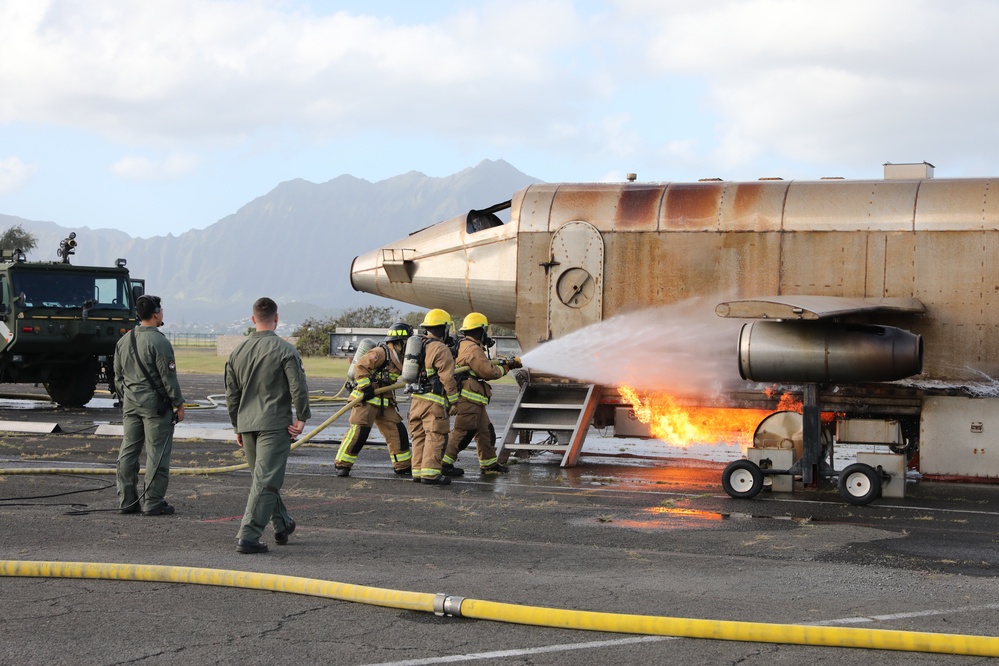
top-left (131, 284), bottom-right (144, 304)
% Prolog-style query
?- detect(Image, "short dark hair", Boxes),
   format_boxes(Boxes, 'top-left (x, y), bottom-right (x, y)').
top-left (253, 297), bottom-right (278, 322)
top-left (136, 295), bottom-right (162, 320)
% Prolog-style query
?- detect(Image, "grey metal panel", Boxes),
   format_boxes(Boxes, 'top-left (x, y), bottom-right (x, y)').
top-left (517, 184), bottom-right (559, 233)
top-left (716, 296), bottom-right (926, 320)
top-left (600, 231), bottom-right (783, 315)
top-left (516, 232), bottom-right (555, 349)
top-left (920, 396), bottom-right (999, 478)
top-left (779, 231), bottom-right (877, 295)
top-left (783, 180), bottom-right (917, 231)
top-left (547, 221), bottom-right (604, 339)
top-left (915, 179), bottom-right (999, 231)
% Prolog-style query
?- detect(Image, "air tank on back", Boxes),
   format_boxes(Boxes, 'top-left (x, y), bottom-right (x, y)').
top-left (738, 321), bottom-right (923, 383)
top-left (346, 338), bottom-right (377, 383)
top-left (400, 334), bottom-right (425, 385)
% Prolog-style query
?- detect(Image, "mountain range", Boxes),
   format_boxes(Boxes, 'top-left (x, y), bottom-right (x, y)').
top-left (0, 159), bottom-right (539, 329)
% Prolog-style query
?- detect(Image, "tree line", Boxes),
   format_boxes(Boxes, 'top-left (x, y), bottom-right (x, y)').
top-left (291, 306), bottom-right (514, 356)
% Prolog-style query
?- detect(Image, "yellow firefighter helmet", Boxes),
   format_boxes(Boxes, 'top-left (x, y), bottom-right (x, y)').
top-left (420, 308), bottom-right (452, 328)
top-left (460, 312), bottom-right (489, 332)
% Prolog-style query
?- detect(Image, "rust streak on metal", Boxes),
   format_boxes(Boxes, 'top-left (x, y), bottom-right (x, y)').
top-left (615, 185), bottom-right (663, 229)
top-left (664, 183), bottom-right (723, 230)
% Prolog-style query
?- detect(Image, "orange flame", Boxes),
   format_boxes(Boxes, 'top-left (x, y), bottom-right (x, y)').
top-left (767, 387), bottom-right (843, 424)
top-left (618, 385), bottom-right (772, 450)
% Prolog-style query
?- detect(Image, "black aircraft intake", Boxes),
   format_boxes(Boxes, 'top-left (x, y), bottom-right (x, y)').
top-left (738, 321), bottom-right (923, 383)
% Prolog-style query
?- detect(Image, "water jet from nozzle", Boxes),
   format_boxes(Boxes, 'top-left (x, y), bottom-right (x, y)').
top-left (520, 297), bottom-right (744, 396)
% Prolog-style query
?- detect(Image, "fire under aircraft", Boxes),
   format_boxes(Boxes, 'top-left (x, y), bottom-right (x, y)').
top-left (350, 162), bottom-right (999, 504)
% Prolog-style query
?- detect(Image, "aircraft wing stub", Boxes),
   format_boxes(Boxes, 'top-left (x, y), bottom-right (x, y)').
top-left (715, 296), bottom-right (926, 320)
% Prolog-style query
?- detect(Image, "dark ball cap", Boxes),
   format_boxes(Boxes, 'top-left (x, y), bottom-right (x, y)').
top-left (136, 295), bottom-right (162, 320)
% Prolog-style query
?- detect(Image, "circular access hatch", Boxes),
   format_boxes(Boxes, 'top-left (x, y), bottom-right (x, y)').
top-left (556, 267), bottom-right (595, 308)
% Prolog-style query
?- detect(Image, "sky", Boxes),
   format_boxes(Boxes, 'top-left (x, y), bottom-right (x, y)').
top-left (2, 0), bottom-right (998, 239)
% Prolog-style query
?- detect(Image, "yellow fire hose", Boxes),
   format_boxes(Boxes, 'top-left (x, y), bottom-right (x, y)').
top-left (1, 559), bottom-right (996, 657)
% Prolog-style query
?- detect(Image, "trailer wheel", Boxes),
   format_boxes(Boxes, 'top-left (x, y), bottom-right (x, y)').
top-left (838, 463), bottom-right (882, 505)
top-left (722, 460), bottom-right (765, 499)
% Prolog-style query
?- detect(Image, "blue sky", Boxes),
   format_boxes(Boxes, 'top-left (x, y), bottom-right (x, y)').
top-left (2, 0), bottom-right (998, 238)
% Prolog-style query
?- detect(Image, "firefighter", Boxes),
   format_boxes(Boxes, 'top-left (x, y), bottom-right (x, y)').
top-left (408, 308), bottom-right (459, 485)
top-left (442, 313), bottom-right (521, 476)
top-left (334, 323), bottom-right (414, 477)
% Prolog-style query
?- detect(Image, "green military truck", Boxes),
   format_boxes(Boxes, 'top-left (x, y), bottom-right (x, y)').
top-left (0, 234), bottom-right (144, 406)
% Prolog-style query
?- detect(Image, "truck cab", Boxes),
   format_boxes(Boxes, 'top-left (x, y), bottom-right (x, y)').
top-left (0, 238), bottom-right (142, 406)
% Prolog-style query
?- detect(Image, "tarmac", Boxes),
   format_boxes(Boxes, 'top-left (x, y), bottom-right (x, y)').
top-left (2, 374), bottom-right (999, 665)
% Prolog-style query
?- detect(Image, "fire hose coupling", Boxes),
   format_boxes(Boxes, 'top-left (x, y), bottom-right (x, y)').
top-left (433, 593), bottom-right (466, 617)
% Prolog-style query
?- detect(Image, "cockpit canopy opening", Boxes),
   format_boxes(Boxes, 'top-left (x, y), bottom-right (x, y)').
top-left (466, 199), bottom-right (512, 234)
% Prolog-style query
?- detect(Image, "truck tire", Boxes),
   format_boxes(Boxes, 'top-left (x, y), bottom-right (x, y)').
top-left (45, 358), bottom-right (99, 407)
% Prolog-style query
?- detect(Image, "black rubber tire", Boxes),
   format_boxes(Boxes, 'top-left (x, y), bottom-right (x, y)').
top-left (722, 459), bottom-right (765, 499)
top-left (45, 358), bottom-right (99, 407)
top-left (838, 463), bottom-right (882, 506)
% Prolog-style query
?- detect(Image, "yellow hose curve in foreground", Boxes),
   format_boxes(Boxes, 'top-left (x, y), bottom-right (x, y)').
top-left (1, 560), bottom-right (997, 657)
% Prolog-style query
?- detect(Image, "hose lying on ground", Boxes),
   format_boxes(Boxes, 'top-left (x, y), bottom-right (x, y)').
top-left (0, 360), bottom-right (503, 476)
top-left (0, 382), bottom-right (402, 476)
top-left (1, 559), bottom-right (997, 657)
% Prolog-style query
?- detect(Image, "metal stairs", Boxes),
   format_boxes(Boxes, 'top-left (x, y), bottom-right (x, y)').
top-left (496, 382), bottom-right (599, 467)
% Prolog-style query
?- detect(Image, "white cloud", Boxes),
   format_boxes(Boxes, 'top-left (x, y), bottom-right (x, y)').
top-left (617, 0), bottom-right (999, 175)
top-left (110, 153), bottom-right (200, 181)
top-left (0, 0), bottom-right (592, 145)
top-left (2, 0), bottom-right (998, 189)
top-left (0, 156), bottom-right (36, 194)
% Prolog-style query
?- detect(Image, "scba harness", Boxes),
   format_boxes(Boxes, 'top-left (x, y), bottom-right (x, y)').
top-left (402, 334), bottom-right (463, 410)
top-left (350, 342), bottom-right (400, 408)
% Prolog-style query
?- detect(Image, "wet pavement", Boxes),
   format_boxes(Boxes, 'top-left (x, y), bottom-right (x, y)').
top-left (2, 375), bottom-right (999, 665)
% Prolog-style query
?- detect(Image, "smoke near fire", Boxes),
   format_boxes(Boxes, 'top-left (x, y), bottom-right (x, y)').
top-left (520, 297), bottom-right (744, 397)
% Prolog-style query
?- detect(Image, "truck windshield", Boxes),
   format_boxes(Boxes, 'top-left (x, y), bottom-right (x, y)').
top-left (11, 272), bottom-right (131, 310)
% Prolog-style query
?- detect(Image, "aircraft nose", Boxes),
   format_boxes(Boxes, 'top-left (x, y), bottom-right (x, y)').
top-left (349, 211), bottom-right (519, 326)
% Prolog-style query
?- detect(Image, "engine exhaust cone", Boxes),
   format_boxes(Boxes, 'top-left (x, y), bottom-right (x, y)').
top-left (738, 321), bottom-right (923, 383)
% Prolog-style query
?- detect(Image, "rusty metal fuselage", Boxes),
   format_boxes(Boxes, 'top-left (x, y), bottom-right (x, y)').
top-left (350, 175), bottom-right (999, 480)
top-left (352, 176), bottom-right (999, 383)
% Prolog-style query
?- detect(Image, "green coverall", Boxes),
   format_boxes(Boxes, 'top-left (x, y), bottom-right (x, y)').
top-left (114, 325), bottom-right (185, 513)
top-left (225, 330), bottom-right (312, 542)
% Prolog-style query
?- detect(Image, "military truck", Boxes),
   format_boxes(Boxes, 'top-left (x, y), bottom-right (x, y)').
top-left (0, 233), bottom-right (144, 406)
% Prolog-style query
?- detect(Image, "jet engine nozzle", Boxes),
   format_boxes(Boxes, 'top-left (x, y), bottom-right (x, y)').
top-left (738, 321), bottom-right (923, 383)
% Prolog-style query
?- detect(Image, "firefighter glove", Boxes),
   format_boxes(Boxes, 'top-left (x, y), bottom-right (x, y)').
top-left (361, 384), bottom-right (376, 402)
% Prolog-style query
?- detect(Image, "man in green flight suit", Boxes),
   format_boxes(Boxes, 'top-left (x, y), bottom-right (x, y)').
top-left (226, 297), bottom-right (311, 554)
top-left (115, 294), bottom-right (186, 516)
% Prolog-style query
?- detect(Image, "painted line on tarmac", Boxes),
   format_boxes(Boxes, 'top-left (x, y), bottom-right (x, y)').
top-left (364, 635), bottom-right (672, 665)
top-left (810, 602), bottom-right (999, 626)
top-left (363, 601), bottom-right (999, 665)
